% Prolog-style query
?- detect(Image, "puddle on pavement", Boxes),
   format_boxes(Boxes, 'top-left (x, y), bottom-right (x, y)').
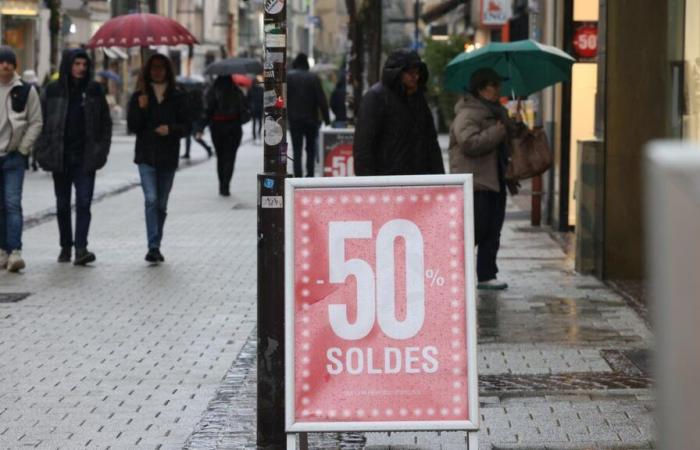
top-left (477, 294), bottom-right (643, 344)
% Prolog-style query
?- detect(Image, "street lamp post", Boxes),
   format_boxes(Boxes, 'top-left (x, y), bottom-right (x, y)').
top-left (257, 0), bottom-right (288, 448)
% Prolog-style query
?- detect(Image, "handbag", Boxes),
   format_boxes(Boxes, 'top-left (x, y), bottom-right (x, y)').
top-left (505, 101), bottom-right (552, 181)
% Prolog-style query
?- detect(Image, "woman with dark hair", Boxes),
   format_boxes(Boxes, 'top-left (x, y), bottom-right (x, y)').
top-left (198, 75), bottom-right (247, 196)
top-left (127, 54), bottom-right (189, 263)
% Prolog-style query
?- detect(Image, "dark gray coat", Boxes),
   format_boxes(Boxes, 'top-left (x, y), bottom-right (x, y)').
top-left (34, 49), bottom-right (112, 172)
top-left (353, 49), bottom-right (444, 176)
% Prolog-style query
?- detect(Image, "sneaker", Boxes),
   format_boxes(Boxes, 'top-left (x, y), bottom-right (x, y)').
top-left (57, 247), bottom-right (71, 263)
top-left (74, 248), bottom-right (96, 266)
top-left (219, 188), bottom-right (231, 197)
top-left (0, 249), bottom-right (8, 269)
top-left (477, 279), bottom-right (508, 290)
top-left (6, 250), bottom-right (25, 273)
top-left (145, 249), bottom-right (160, 263)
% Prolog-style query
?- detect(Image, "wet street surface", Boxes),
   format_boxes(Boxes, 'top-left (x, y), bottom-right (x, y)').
top-left (182, 199), bottom-right (654, 450)
top-left (0, 133), bottom-right (653, 449)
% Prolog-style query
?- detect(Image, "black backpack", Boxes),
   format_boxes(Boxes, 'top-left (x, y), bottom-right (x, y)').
top-left (10, 81), bottom-right (34, 113)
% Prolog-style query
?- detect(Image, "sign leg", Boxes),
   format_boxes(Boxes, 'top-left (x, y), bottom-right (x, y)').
top-left (468, 431), bottom-right (479, 450)
top-left (286, 433), bottom-right (309, 450)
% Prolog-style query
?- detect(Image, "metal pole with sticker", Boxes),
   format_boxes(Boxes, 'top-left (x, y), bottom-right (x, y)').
top-left (258, 0), bottom-right (289, 448)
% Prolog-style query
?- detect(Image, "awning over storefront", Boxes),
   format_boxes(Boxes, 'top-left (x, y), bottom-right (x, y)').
top-left (421, 0), bottom-right (464, 24)
top-left (0, 0), bottom-right (39, 16)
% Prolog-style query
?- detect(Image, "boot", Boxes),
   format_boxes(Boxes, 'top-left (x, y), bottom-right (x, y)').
top-left (74, 248), bottom-right (96, 266)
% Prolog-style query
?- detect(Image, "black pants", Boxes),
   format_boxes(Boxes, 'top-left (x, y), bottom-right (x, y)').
top-left (251, 114), bottom-right (263, 141)
top-left (52, 160), bottom-right (96, 250)
top-left (474, 190), bottom-right (507, 282)
top-left (289, 119), bottom-right (319, 177)
top-left (183, 133), bottom-right (212, 157)
top-left (210, 121), bottom-right (243, 192)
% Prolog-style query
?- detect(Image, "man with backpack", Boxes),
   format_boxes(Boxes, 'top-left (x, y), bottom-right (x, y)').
top-left (0, 46), bottom-right (42, 272)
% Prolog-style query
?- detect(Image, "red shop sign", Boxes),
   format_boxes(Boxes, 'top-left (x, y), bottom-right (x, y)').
top-left (285, 175), bottom-right (479, 434)
top-left (321, 130), bottom-right (355, 177)
top-left (573, 24), bottom-right (598, 59)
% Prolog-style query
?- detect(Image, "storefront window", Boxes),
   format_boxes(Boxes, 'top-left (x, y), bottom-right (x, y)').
top-left (684, 0), bottom-right (700, 140)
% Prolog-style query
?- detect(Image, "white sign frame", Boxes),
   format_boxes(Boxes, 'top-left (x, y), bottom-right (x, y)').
top-left (284, 174), bottom-right (479, 434)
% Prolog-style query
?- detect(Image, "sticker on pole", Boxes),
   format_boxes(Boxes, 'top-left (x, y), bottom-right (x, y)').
top-left (264, 0), bottom-right (284, 14)
top-left (265, 117), bottom-right (284, 145)
top-left (285, 175), bottom-right (479, 433)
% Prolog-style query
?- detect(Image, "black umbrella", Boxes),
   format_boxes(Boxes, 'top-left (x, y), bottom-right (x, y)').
top-left (204, 57), bottom-right (262, 76)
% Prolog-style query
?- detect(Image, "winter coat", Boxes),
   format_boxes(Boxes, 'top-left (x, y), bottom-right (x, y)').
top-left (287, 68), bottom-right (330, 125)
top-left (353, 49), bottom-right (444, 176)
top-left (2, 73), bottom-right (42, 156)
top-left (448, 94), bottom-right (508, 192)
top-left (127, 84), bottom-right (189, 169)
top-left (248, 84), bottom-right (264, 117)
top-left (330, 81), bottom-right (347, 121)
top-left (35, 49), bottom-right (112, 172)
top-left (201, 78), bottom-right (248, 128)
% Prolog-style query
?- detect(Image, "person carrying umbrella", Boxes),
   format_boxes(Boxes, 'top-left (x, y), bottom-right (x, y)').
top-left (127, 54), bottom-right (189, 264)
top-left (449, 68), bottom-right (518, 291)
top-left (34, 48), bottom-right (112, 266)
top-left (197, 75), bottom-right (249, 196)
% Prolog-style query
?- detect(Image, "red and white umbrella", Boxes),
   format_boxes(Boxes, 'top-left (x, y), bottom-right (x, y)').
top-left (86, 13), bottom-right (198, 48)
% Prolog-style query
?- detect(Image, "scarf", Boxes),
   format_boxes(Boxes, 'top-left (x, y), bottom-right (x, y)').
top-left (477, 96), bottom-right (511, 188)
top-left (151, 82), bottom-right (167, 104)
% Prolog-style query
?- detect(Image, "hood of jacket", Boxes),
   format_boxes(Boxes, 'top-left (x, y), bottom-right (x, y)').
top-left (381, 49), bottom-right (429, 94)
top-left (454, 93), bottom-right (489, 116)
top-left (59, 48), bottom-right (92, 89)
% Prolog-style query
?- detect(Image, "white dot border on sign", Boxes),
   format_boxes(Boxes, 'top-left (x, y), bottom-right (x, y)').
top-left (296, 191), bottom-right (468, 421)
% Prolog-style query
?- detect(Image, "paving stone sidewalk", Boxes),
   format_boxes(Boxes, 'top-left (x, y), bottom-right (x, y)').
top-left (184, 202), bottom-right (654, 449)
top-left (0, 131), bottom-right (260, 449)
top-left (0, 128), bottom-right (654, 449)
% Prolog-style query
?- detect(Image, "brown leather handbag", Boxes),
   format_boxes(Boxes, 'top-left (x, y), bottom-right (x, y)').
top-left (506, 126), bottom-right (552, 181)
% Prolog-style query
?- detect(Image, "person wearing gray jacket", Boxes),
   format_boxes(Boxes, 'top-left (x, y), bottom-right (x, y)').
top-left (449, 68), bottom-right (513, 291)
top-left (0, 46), bottom-right (42, 273)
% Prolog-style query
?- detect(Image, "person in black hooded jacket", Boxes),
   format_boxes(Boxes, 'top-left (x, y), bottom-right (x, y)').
top-left (353, 49), bottom-right (444, 176)
top-left (34, 48), bottom-right (112, 266)
top-left (127, 53), bottom-right (189, 264)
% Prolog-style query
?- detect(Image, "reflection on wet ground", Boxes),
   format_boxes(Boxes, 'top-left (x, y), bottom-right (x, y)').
top-left (477, 294), bottom-right (644, 345)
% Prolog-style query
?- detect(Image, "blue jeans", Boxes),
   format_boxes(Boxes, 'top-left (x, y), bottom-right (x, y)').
top-left (0, 152), bottom-right (26, 252)
top-left (52, 161), bottom-right (96, 249)
top-left (138, 164), bottom-right (176, 250)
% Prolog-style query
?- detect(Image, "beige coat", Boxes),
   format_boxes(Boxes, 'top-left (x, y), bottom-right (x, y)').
top-left (448, 94), bottom-right (507, 192)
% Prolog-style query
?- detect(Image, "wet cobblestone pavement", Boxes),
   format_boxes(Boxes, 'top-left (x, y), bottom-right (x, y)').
top-left (183, 199), bottom-right (654, 450)
top-left (0, 135), bottom-right (654, 449)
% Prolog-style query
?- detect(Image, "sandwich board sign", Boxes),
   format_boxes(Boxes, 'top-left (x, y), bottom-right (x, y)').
top-left (285, 175), bottom-right (479, 448)
top-left (320, 129), bottom-right (355, 177)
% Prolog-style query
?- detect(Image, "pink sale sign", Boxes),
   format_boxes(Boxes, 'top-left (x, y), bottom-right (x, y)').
top-left (287, 179), bottom-right (477, 431)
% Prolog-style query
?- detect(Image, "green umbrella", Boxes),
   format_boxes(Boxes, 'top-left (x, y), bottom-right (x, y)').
top-left (444, 39), bottom-right (575, 97)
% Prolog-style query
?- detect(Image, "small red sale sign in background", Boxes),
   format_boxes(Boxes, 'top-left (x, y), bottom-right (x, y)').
top-left (288, 181), bottom-right (475, 429)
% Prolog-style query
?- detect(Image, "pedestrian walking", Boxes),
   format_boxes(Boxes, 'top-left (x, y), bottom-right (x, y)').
top-left (248, 76), bottom-right (263, 143)
top-left (353, 49), bottom-right (444, 176)
top-left (0, 46), bottom-right (42, 272)
top-left (198, 75), bottom-right (248, 196)
top-left (287, 53), bottom-right (330, 177)
top-left (329, 77), bottom-right (347, 128)
top-left (127, 53), bottom-right (189, 263)
top-left (449, 68), bottom-right (515, 291)
top-left (34, 48), bottom-right (112, 266)
top-left (180, 81), bottom-right (212, 159)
